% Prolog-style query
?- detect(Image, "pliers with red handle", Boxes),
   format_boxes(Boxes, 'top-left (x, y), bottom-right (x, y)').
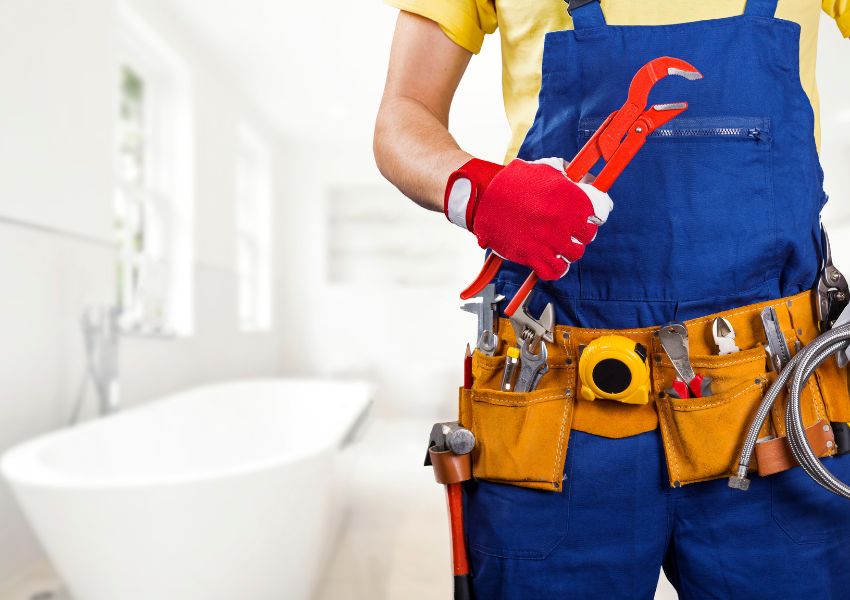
top-left (460, 56), bottom-right (703, 316)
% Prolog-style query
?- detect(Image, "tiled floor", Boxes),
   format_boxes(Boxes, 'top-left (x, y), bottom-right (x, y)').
top-left (314, 417), bottom-right (678, 600)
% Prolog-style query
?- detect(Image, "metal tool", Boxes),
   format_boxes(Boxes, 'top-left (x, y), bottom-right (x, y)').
top-left (712, 317), bottom-right (740, 355)
top-left (514, 339), bottom-right (549, 393)
top-left (578, 335), bottom-right (651, 405)
top-left (832, 304), bottom-right (850, 368)
top-left (460, 284), bottom-right (505, 356)
top-left (816, 226), bottom-right (850, 333)
top-left (509, 297), bottom-right (555, 350)
top-left (760, 306), bottom-right (792, 372)
top-left (426, 421), bottom-right (476, 458)
top-left (507, 295), bottom-right (555, 393)
top-left (501, 346), bottom-right (521, 391)
top-left (424, 422), bottom-right (475, 600)
top-left (460, 56), bottom-right (703, 313)
top-left (658, 322), bottom-right (705, 398)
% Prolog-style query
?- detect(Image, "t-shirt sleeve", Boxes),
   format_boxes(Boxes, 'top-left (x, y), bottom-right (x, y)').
top-left (384, 0), bottom-right (497, 54)
top-left (824, 0), bottom-right (850, 37)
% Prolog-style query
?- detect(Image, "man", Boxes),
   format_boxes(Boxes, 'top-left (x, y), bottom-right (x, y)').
top-left (374, 1), bottom-right (850, 598)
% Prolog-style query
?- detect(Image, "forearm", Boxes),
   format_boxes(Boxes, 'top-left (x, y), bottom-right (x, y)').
top-left (374, 95), bottom-right (471, 212)
top-left (374, 11), bottom-right (475, 212)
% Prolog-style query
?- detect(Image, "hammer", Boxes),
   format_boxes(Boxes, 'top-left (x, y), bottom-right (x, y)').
top-left (425, 422), bottom-right (475, 600)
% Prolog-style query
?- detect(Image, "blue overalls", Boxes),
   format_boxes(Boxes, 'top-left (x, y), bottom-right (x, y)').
top-left (466, 1), bottom-right (850, 596)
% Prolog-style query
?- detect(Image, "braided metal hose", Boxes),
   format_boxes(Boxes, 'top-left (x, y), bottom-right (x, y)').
top-left (729, 322), bottom-right (850, 495)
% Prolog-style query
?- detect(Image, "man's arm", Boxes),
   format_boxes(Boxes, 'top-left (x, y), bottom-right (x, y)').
top-left (373, 12), bottom-right (473, 212)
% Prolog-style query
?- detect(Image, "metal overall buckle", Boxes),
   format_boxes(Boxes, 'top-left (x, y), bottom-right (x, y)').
top-left (566, 0), bottom-right (599, 15)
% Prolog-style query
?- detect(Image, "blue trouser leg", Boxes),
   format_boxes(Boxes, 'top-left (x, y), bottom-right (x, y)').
top-left (667, 450), bottom-right (850, 599)
top-left (465, 430), bottom-right (670, 599)
top-left (466, 429), bottom-right (850, 598)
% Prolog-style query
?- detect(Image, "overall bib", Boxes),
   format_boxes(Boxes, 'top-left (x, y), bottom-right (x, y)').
top-left (464, 1), bottom-right (850, 596)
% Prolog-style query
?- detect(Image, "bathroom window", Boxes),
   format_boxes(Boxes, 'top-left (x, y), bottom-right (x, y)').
top-left (235, 126), bottom-right (272, 332)
top-left (115, 5), bottom-right (193, 336)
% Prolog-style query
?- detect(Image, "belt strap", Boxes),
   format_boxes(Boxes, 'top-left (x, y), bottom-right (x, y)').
top-left (567, 0), bottom-right (606, 29)
top-left (743, 0), bottom-right (779, 17)
top-left (568, 0), bottom-right (778, 26)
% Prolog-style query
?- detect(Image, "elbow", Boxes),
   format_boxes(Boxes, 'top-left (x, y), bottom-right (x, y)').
top-left (372, 108), bottom-right (392, 182)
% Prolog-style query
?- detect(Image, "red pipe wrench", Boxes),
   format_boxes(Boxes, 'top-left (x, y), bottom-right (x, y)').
top-left (460, 57), bottom-right (703, 316)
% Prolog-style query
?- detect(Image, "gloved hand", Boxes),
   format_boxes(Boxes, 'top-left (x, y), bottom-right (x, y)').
top-left (444, 157), bottom-right (613, 280)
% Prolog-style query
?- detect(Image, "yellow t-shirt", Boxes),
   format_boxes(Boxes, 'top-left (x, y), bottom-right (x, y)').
top-left (387, 0), bottom-right (850, 160)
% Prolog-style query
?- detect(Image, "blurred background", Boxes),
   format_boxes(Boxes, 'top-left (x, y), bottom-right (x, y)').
top-left (0, 1), bottom-right (847, 599)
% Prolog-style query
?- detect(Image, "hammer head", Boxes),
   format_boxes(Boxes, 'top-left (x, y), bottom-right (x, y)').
top-left (424, 421), bottom-right (476, 466)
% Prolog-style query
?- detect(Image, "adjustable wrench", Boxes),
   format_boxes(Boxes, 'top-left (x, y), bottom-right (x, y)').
top-left (514, 339), bottom-right (549, 393)
top-left (460, 284), bottom-right (505, 356)
top-left (508, 296), bottom-right (555, 393)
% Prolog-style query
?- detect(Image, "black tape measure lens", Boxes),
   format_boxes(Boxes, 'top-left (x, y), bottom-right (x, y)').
top-left (592, 358), bottom-right (633, 394)
top-left (579, 336), bottom-right (650, 405)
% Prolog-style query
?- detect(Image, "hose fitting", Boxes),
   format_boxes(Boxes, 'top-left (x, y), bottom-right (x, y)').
top-left (729, 323), bottom-right (850, 497)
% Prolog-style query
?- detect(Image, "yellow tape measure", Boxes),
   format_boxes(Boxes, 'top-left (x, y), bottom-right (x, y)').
top-left (578, 335), bottom-right (650, 405)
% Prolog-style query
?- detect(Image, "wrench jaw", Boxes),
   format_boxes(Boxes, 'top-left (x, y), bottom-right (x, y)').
top-left (507, 294), bottom-right (555, 393)
top-left (510, 300), bottom-right (555, 351)
top-left (461, 284), bottom-right (505, 356)
top-left (602, 57), bottom-right (703, 158)
top-left (630, 57), bottom-right (703, 105)
top-left (514, 340), bottom-right (549, 393)
top-left (477, 331), bottom-right (500, 356)
top-left (667, 67), bottom-right (704, 81)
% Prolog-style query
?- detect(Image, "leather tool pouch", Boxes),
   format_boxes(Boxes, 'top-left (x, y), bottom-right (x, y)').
top-left (655, 298), bottom-right (840, 487)
top-left (429, 449), bottom-right (472, 485)
top-left (458, 327), bottom-right (576, 492)
top-left (655, 346), bottom-right (772, 486)
top-left (459, 292), bottom-right (850, 491)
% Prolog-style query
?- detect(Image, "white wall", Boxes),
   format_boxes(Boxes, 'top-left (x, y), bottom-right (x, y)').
top-left (819, 16), bottom-right (850, 227)
top-left (0, 0), bottom-right (290, 589)
top-left (272, 30), bottom-right (508, 419)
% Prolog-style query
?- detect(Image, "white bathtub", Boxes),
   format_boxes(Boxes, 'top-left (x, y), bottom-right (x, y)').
top-left (1, 378), bottom-right (372, 600)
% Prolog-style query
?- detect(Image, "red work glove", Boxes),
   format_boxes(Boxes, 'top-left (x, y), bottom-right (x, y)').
top-left (444, 157), bottom-right (613, 280)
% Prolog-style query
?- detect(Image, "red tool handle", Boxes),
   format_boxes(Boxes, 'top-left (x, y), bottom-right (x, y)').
top-left (460, 253), bottom-right (505, 301)
top-left (672, 374), bottom-right (705, 399)
top-left (461, 58), bottom-right (697, 313)
top-left (446, 483), bottom-right (470, 576)
top-left (469, 116), bottom-right (625, 317)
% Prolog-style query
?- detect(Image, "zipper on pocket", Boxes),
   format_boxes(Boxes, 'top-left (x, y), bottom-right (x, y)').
top-left (578, 117), bottom-right (771, 142)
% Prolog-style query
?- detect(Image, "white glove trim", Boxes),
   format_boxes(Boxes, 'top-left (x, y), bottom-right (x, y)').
top-left (575, 181), bottom-right (614, 224)
top-left (447, 177), bottom-right (472, 230)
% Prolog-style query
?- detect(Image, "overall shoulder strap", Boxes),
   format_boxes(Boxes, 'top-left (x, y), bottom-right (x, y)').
top-left (743, 0), bottom-right (779, 17)
top-left (567, 0), bottom-right (607, 30)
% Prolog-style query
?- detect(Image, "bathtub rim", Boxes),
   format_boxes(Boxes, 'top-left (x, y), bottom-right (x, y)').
top-left (1, 377), bottom-right (373, 492)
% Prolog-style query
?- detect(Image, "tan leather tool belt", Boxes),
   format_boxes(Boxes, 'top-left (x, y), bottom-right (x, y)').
top-left (458, 291), bottom-right (850, 491)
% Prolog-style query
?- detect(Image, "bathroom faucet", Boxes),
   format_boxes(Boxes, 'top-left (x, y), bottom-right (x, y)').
top-left (77, 306), bottom-right (121, 420)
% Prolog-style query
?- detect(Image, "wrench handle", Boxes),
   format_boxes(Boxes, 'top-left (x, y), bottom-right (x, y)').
top-left (505, 272), bottom-right (539, 317)
top-left (461, 253), bottom-right (504, 301)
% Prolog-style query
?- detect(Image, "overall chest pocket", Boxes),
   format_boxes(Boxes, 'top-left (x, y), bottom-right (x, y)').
top-left (576, 116), bottom-right (775, 301)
